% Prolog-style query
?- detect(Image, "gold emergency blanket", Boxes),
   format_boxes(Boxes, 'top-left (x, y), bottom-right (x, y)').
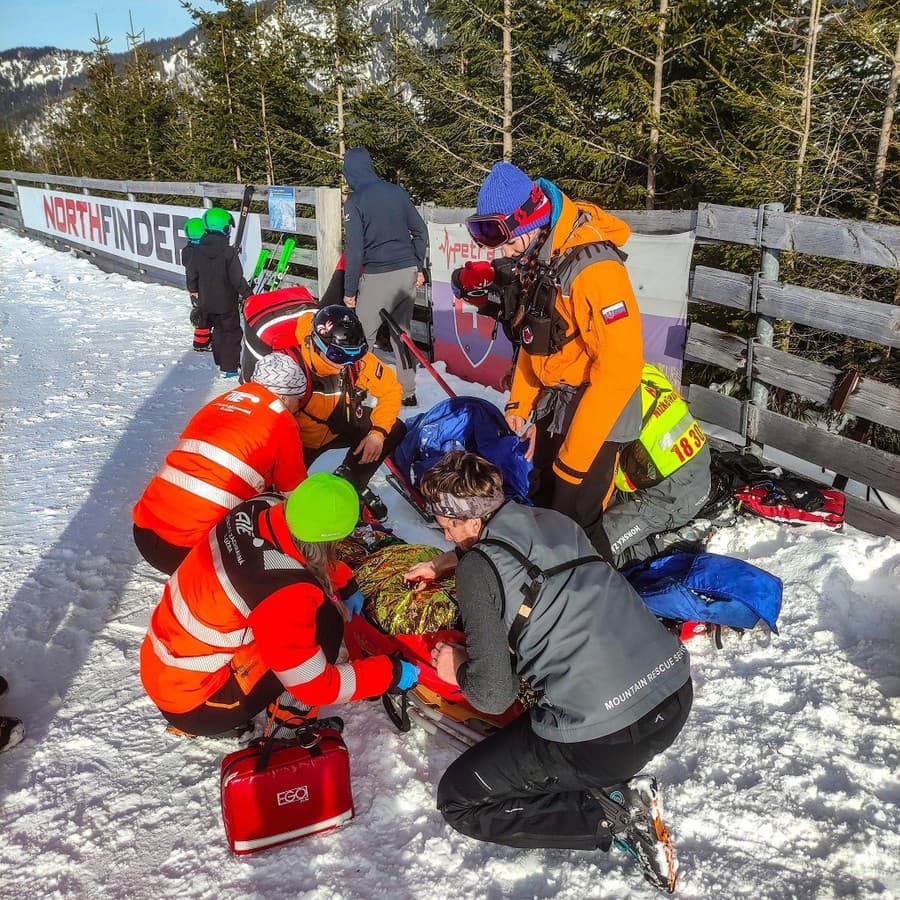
top-left (353, 544), bottom-right (459, 635)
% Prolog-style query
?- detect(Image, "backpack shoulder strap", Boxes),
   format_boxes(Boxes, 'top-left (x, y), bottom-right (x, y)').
top-left (555, 239), bottom-right (628, 296)
top-left (477, 537), bottom-right (602, 652)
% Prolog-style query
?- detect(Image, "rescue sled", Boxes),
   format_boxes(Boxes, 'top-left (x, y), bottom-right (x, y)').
top-left (336, 527), bottom-right (524, 749)
top-left (343, 614), bottom-right (524, 751)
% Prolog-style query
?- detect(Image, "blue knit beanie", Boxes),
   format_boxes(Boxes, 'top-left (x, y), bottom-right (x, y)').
top-left (476, 162), bottom-right (551, 237)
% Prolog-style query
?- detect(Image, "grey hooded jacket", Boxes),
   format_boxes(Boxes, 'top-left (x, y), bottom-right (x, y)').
top-left (462, 502), bottom-right (690, 743)
top-left (342, 147), bottom-right (428, 296)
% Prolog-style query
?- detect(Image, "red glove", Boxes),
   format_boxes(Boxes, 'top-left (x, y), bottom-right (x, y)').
top-left (452, 261), bottom-right (495, 304)
top-left (459, 261), bottom-right (495, 293)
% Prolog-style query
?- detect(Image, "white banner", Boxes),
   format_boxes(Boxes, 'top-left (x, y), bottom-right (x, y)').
top-left (17, 186), bottom-right (262, 279)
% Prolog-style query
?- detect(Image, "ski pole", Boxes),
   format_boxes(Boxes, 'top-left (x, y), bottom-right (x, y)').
top-left (379, 309), bottom-right (456, 399)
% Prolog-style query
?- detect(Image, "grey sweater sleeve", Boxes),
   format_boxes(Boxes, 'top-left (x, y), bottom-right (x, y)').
top-left (406, 199), bottom-right (428, 269)
top-left (343, 199), bottom-right (364, 296)
top-left (454, 550), bottom-right (519, 715)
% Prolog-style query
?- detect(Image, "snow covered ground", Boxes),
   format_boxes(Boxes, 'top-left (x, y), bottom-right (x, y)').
top-left (0, 229), bottom-right (897, 900)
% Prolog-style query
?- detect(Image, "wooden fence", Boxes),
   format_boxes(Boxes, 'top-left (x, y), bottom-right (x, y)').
top-left (0, 171), bottom-right (342, 295)
top-left (683, 202), bottom-right (900, 539)
top-left (2, 173), bottom-right (899, 537)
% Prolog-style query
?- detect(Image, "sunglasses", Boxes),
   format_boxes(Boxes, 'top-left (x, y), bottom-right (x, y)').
top-left (465, 184), bottom-right (549, 248)
top-left (312, 333), bottom-right (367, 366)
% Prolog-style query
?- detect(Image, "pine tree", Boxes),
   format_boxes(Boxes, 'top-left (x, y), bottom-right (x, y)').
top-left (0, 128), bottom-right (28, 171)
top-left (374, 0), bottom-right (562, 206)
top-left (303, 0), bottom-right (376, 166)
top-left (182, 0), bottom-right (332, 185)
top-left (40, 15), bottom-right (184, 180)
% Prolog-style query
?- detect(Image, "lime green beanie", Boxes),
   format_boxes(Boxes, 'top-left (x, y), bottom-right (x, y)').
top-left (285, 473), bottom-right (359, 542)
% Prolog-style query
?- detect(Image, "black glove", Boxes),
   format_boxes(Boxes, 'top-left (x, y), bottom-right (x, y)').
top-left (189, 297), bottom-right (204, 328)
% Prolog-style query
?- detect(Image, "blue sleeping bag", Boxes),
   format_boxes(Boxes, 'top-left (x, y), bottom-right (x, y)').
top-left (393, 396), bottom-right (532, 503)
top-left (623, 552), bottom-right (783, 633)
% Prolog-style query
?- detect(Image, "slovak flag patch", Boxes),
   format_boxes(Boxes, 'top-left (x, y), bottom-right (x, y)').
top-left (601, 301), bottom-right (629, 324)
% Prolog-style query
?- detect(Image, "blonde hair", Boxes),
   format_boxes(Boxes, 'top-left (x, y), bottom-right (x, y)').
top-left (294, 538), bottom-right (339, 596)
top-left (420, 451), bottom-right (504, 505)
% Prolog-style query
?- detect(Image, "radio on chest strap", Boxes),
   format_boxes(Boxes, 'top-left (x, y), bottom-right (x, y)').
top-left (520, 230), bottom-right (628, 357)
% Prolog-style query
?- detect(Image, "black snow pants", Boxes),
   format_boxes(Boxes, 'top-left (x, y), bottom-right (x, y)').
top-left (132, 524), bottom-right (191, 576)
top-left (303, 416), bottom-right (407, 493)
top-left (437, 678), bottom-right (692, 850)
top-left (208, 308), bottom-right (243, 373)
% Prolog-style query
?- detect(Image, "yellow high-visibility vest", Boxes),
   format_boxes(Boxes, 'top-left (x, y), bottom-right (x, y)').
top-left (615, 364), bottom-right (706, 493)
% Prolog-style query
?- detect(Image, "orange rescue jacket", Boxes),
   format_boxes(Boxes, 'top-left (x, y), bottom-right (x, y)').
top-left (506, 192), bottom-right (644, 485)
top-left (293, 313), bottom-right (402, 450)
top-left (132, 382), bottom-right (308, 548)
top-left (140, 494), bottom-right (394, 714)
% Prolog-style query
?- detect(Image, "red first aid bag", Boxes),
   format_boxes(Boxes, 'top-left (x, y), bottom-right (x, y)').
top-left (220, 721), bottom-right (354, 855)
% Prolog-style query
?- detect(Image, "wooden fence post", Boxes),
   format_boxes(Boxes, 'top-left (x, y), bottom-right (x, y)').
top-left (10, 177), bottom-right (23, 231)
top-left (315, 186), bottom-right (342, 294)
top-left (747, 201), bottom-right (783, 449)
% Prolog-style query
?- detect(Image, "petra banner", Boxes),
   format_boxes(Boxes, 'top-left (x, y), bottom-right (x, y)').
top-left (17, 186), bottom-right (262, 281)
top-left (427, 221), bottom-right (695, 390)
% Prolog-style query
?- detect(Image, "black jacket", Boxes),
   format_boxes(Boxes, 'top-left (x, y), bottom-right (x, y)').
top-left (342, 147), bottom-right (428, 296)
top-left (186, 233), bottom-right (251, 314)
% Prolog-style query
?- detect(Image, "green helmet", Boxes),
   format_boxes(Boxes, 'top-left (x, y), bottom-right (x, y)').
top-left (285, 473), bottom-right (359, 543)
top-left (184, 217), bottom-right (206, 242)
top-left (203, 207), bottom-right (234, 233)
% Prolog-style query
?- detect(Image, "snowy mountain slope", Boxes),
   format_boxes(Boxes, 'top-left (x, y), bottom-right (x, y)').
top-left (0, 47), bottom-right (89, 93)
top-left (0, 229), bottom-right (897, 899)
top-left (1, 0), bottom-right (436, 137)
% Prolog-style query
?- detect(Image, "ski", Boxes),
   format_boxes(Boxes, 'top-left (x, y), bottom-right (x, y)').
top-left (267, 237), bottom-right (296, 291)
top-left (248, 248), bottom-right (271, 295)
top-left (253, 235), bottom-right (283, 294)
top-left (232, 184), bottom-right (255, 253)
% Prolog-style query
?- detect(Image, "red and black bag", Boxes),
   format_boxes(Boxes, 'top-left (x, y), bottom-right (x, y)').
top-left (734, 481), bottom-right (845, 528)
top-left (701, 449), bottom-right (846, 529)
top-left (240, 286), bottom-right (318, 384)
top-left (220, 718), bottom-right (353, 855)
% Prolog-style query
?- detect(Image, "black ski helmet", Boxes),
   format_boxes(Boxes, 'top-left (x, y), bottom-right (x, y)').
top-left (311, 305), bottom-right (368, 366)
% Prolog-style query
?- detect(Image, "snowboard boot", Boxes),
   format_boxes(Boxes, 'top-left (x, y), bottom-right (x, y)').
top-left (0, 717), bottom-right (24, 753)
top-left (359, 487), bottom-right (388, 522)
top-left (608, 776), bottom-right (678, 893)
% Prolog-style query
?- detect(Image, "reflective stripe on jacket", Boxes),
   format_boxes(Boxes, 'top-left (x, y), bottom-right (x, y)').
top-left (132, 382), bottom-right (308, 549)
top-left (140, 495), bottom-right (394, 714)
top-left (507, 187), bottom-right (644, 485)
top-left (293, 314), bottom-right (402, 449)
top-left (615, 364), bottom-right (707, 493)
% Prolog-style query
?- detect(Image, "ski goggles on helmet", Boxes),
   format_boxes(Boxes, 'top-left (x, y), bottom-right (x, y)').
top-left (312, 332), bottom-right (367, 366)
top-left (465, 185), bottom-right (551, 248)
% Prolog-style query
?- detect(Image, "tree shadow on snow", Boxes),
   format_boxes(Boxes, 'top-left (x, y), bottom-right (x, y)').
top-left (0, 352), bottom-right (215, 777)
